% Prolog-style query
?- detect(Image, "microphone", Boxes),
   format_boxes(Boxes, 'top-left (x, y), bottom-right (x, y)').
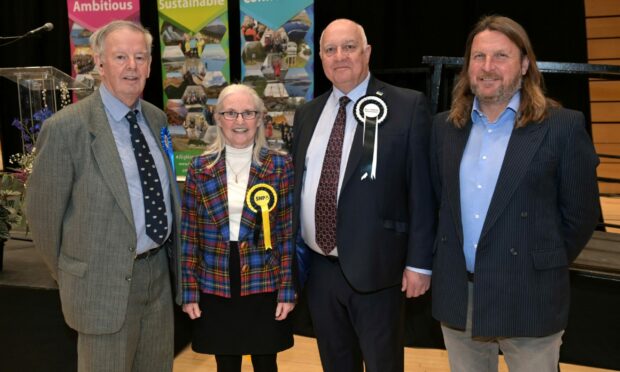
top-left (0, 22), bottom-right (54, 45)
top-left (28, 23), bottom-right (54, 35)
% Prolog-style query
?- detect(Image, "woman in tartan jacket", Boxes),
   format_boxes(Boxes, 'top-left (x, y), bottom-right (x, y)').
top-left (180, 84), bottom-right (295, 372)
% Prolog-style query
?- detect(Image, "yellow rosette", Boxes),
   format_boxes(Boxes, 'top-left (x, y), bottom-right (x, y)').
top-left (246, 183), bottom-right (278, 250)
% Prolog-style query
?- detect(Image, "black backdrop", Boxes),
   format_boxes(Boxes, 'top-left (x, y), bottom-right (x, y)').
top-left (0, 0), bottom-right (589, 166)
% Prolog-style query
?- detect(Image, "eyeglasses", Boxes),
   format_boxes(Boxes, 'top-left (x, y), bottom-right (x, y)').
top-left (219, 111), bottom-right (259, 121)
top-left (321, 43), bottom-right (360, 57)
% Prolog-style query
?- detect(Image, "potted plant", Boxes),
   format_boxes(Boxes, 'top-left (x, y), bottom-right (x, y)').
top-left (1, 173), bottom-right (24, 271)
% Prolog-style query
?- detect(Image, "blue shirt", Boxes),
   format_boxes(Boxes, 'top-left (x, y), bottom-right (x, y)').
top-left (460, 92), bottom-right (520, 272)
top-left (99, 84), bottom-right (172, 254)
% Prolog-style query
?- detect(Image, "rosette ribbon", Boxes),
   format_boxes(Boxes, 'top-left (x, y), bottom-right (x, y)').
top-left (354, 92), bottom-right (387, 180)
top-left (246, 183), bottom-right (278, 250)
top-left (160, 127), bottom-right (175, 175)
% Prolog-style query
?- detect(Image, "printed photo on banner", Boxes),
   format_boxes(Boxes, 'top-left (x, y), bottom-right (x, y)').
top-left (240, 4), bottom-right (313, 153)
top-left (67, 0), bottom-right (141, 99)
top-left (158, 11), bottom-right (230, 178)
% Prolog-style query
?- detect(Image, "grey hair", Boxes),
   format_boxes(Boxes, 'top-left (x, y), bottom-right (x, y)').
top-left (204, 84), bottom-right (268, 167)
top-left (319, 18), bottom-right (368, 51)
top-left (90, 20), bottom-right (153, 57)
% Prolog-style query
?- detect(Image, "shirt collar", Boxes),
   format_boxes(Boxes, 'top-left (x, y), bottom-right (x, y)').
top-left (330, 73), bottom-right (371, 108)
top-left (471, 90), bottom-right (521, 123)
top-left (99, 83), bottom-right (143, 122)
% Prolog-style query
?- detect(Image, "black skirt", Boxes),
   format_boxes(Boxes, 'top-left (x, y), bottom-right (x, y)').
top-left (191, 242), bottom-right (293, 355)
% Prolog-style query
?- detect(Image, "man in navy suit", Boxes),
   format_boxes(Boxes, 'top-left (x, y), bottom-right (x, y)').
top-left (292, 19), bottom-right (435, 372)
top-left (430, 15), bottom-right (600, 372)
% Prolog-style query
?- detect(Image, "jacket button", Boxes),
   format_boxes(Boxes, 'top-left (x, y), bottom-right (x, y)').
top-left (125, 276), bottom-right (132, 281)
top-left (509, 248), bottom-right (518, 256)
top-left (241, 264), bottom-right (249, 273)
top-left (520, 211), bottom-right (528, 218)
top-left (128, 246), bottom-right (136, 252)
top-left (441, 236), bottom-right (447, 242)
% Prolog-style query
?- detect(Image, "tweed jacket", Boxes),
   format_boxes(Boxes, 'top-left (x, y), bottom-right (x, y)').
top-left (181, 148), bottom-right (295, 304)
top-left (25, 90), bottom-right (183, 334)
top-left (430, 107), bottom-right (600, 337)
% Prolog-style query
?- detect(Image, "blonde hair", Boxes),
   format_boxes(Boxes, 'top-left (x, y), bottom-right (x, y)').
top-left (448, 15), bottom-right (559, 128)
top-left (204, 84), bottom-right (267, 167)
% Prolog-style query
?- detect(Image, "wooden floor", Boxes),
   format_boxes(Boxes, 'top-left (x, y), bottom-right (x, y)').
top-left (173, 335), bottom-right (617, 372)
top-left (174, 198), bottom-right (620, 371)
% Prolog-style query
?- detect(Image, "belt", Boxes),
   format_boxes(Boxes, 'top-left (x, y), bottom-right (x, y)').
top-left (135, 244), bottom-right (164, 260)
top-left (467, 271), bottom-right (474, 282)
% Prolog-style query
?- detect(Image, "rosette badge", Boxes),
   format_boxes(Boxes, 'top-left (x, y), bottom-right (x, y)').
top-left (246, 183), bottom-right (278, 250)
top-left (160, 127), bottom-right (175, 175)
top-left (354, 93), bottom-right (387, 180)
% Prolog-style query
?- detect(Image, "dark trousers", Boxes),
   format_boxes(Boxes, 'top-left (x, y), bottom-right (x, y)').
top-left (215, 354), bottom-right (277, 372)
top-left (306, 251), bottom-right (405, 372)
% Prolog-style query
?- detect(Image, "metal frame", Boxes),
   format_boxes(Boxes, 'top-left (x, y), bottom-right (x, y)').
top-left (421, 56), bottom-right (620, 114)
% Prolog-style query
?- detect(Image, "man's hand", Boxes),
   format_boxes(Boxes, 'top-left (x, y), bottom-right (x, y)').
top-left (401, 270), bottom-right (431, 298)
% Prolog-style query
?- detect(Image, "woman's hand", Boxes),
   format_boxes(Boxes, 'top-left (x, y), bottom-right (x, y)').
top-left (182, 303), bottom-right (202, 319)
top-left (275, 302), bottom-right (295, 321)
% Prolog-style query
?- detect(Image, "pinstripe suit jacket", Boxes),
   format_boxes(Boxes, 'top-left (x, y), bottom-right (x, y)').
top-left (430, 107), bottom-right (600, 337)
top-left (25, 91), bottom-right (183, 334)
top-left (180, 148), bottom-right (295, 304)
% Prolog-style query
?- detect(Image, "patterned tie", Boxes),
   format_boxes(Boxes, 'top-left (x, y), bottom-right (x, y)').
top-left (315, 96), bottom-right (351, 255)
top-left (126, 110), bottom-right (168, 245)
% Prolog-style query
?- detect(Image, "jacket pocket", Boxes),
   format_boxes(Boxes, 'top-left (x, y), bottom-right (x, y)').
top-left (58, 254), bottom-right (88, 277)
top-left (531, 249), bottom-right (568, 270)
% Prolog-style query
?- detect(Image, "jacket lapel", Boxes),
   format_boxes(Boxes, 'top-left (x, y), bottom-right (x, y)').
top-left (446, 122), bottom-right (472, 245)
top-left (88, 92), bottom-right (135, 227)
top-left (142, 103), bottom-right (181, 222)
top-left (479, 121), bottom-right (548, 240)
top-left (197, 155), bottom-right (230, 241)
top-left (294, 93), bottom-right (330, 183)
top-left (341, 77), bottom-right (383, 188)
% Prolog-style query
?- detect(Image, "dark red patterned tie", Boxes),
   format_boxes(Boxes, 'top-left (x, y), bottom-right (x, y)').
top-left (315, 96), bottom-right (351, 255)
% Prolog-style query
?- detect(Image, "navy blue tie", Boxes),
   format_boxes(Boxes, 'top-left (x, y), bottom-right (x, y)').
top-left (126, 110), bottom-right (167, 245)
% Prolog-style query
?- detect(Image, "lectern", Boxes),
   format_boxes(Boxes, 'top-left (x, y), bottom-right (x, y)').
top-left (0, 66), bottom-right (93, 152)
top-left (0, 67), bottom-right (93, 245)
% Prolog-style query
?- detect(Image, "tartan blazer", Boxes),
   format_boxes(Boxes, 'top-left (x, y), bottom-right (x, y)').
top-left (181, 147), bottom-right (295, 304)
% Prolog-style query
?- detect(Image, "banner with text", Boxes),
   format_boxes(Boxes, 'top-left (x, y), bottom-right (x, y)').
top-left (158, 0), bottom-right (230, 178)
top-left (240, 0), bottom-right (314, 152)
top-left (67, 0), bottom-right (140, 95)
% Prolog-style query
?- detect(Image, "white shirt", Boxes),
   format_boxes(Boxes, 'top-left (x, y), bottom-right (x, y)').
top-left (300, 74), bottom-right (370, 256)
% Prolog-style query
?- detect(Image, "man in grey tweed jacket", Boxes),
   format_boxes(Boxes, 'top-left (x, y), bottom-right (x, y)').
top-left (430, 16), bottom-right (600, 372)
top-left (25, 21), bottom-right (181, 371)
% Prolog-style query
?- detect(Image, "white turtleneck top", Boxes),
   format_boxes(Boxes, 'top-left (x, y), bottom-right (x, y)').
top-left (225, 144), bottom-right (253, 241)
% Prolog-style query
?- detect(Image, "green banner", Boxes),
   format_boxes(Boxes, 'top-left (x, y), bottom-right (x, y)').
top-left (157, 0), bottom-right (230, 179)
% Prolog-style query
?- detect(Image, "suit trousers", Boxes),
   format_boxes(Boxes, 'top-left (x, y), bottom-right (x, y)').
top-left (306, 251), bottom-right (404, 372)
top-left (441, 282), bottom-right (564, 372)
top-left (77, 248), bottom-right (174, 372)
